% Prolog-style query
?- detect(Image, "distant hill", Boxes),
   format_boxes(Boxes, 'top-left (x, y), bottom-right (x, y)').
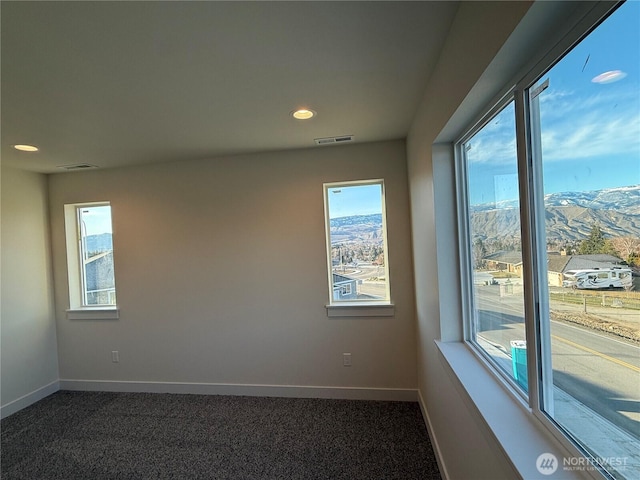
top-left (330, 213), bottom-right (382, 227)
top-left (470, 185), bottom-right (640, 242)
top-left (544, 185), bottom-right (640, 216)
top-left (330, 213), bottom-right (383, 244)
top-left (543, 206), bottom-right (640, 241)
top-left (472, 185), bottom-right (640, 215)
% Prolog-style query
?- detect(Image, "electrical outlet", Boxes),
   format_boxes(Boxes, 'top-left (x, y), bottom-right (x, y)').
top-left (343, 353), bottom-right (352, 367)
top-left (111, 351), bottom-right (119, 363)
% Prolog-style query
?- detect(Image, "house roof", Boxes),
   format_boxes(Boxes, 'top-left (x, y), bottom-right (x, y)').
top-left (484, 251), bottom-right (523, 266)
top-left (547, 254), bottom-right (622, 273)
top-left (546, 255), bottom-right (573, 275)
top-left (484, 251), bottom-right (626, 274)
top-left (550, 256), bottom-right (626, 274)
top-left (570, 254), bottom-right (626, 264)
top-left (333, 273), bottom-right (356, 284)
top-left (84, 251), bottom-right (112, 265)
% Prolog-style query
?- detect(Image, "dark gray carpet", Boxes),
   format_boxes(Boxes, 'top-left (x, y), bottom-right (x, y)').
top-left (1, 391), bottom-right (441, 480)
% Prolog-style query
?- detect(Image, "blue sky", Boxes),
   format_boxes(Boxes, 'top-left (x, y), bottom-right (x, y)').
top-left (81, 205), bottom-right (113, 235)
top-left (327, 183), bottom-right (382, 218)
top-left (467, 1), bottom-right (639, 205)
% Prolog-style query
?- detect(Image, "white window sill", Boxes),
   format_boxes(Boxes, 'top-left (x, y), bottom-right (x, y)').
top-left (66, 307), bottom-right (120, 320)
top-left (325, 303), bottom-right (395, 317)
top-left (435, 340), bottom-right (593, 480)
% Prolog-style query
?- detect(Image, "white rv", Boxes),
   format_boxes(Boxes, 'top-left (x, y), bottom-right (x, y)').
top-left (562, 267), bottom-right (633, 290)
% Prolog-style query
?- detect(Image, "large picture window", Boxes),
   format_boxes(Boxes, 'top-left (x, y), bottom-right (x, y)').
top-left (457, 2), bottom-right (639, 478)
top-left (460, 100), bottom-right (529, 391)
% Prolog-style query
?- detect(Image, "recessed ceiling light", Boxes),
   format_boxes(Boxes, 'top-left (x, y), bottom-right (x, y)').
top-left (292, 109), bottom-right (316, 120)
top-left (592, 70), bottom-right (627, 84)
top-left (13, 144), bottom-right (39, 152)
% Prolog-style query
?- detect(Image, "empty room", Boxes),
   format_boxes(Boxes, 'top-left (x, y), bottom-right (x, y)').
top-left (2, 1), bottom-right (638, 479)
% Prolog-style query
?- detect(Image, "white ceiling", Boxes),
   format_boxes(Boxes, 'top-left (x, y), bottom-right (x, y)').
top-left (1, 1), bottom-right (459, 173)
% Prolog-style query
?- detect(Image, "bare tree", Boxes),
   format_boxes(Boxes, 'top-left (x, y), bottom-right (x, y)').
top-left (472, 238), bottom-right (487, 270)
top-left (609, 236), bottom-right (640, 266)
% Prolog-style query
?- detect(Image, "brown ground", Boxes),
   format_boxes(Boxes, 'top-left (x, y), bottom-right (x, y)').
top-left (551, 310), bottom-right (640, 344)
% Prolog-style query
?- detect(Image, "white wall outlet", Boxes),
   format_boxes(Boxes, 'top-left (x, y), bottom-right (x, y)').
top-left (111, 350), bottom-right (119, 363)
top-left (343, 353), bottom-right (352, 367)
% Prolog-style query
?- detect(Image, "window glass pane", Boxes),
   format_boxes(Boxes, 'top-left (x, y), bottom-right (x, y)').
top-left (463, 101), bottom-right (529, 390)
top-left (78, 205), bottom-right (116, 306)
top-left (325, 181), bottom-right (389, 303)
top-left (532, 2), bottom-right (639, 476)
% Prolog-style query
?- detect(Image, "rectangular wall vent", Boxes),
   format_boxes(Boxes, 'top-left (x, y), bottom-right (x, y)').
top-left (57, 164), bottom-right (98, 170)
top-left (314, 135), bottom-right (354, 146)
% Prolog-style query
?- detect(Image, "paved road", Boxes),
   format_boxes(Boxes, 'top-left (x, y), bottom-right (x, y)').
top-left (475, 285), bottom-right (640, 439)
top-left (549, 320), bottom-right (640, 439)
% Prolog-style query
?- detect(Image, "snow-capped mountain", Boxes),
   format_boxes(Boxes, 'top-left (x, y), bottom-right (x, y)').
top-left (543, 185), bottom-right (640, 215)
top-left (472, 185), bottom-right (639, 214)
top-left (470, 185), bottom-right (640, 242)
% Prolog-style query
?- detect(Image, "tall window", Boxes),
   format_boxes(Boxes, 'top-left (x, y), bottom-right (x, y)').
top-left (324, 180), bottom-right (390, 304)
top-left (458, 2), bottom-right (639, 478)
top-left (460, 100), bottom-right (529, 390)
top-left (64, 202), bottom-right (116, 308)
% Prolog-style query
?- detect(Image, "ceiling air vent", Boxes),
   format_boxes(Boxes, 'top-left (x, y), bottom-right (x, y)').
top-left (57, 163), bottom-right (98, 170)
top-left (314, 135), bottom-right (353, 146)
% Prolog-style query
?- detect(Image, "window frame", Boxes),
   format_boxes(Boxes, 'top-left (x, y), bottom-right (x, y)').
top-left (454, 2), bottom-right (629, 478)
top-left (456, 93), bottom-right (536, 400)
top-left (323, 179), bottom-right (394, 316)
top-left (64, 201), bottom-right (119, 319)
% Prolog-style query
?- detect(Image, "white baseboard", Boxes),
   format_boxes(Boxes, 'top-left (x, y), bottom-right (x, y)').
top-left (418, 389), bottom-right (450, 480)
top-left (1, 380), bottom-right (60, 419)
top-left (59, 379), bottom-right (419, 402)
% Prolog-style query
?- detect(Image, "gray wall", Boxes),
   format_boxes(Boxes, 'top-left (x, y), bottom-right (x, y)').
top-left (48, 140), bottom-right (418, 395)
top-left (1, 167), bottom-right (59, 416)
top-left (407, 2), bottom-right (533, 479)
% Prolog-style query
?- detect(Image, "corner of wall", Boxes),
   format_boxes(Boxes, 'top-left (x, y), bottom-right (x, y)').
top-left (1, 167), bottom-right (60, 415)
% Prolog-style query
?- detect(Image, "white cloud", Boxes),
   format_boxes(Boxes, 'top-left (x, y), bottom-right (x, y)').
top-left (463, 85), bottom-right (639, 167)
top-left (467, 135), bottom-right (517, 166)
top-left (539, 95), bottom-right (640, 162)
top-left (530, 80), bottom-right (640, 164)
top-left (465, 103), bottom-right (517, 166)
